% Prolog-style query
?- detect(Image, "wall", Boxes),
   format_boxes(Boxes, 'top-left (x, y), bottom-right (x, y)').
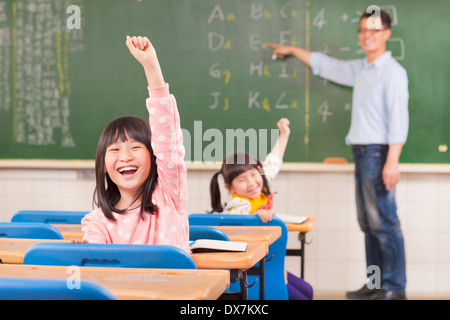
top-left (0, 166), bottom-right (449, 295)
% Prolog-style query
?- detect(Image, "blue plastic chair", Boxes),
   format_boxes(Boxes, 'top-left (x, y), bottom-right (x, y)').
top-left (189, 226), bottom-right (230, 241)
top-left (23, 242), bottom-right (197, 269)
top-left (11, 210), bottom-right (88, 224)
top-left (189, 213), bottom-right (289, 300)
top-left (0, 277), bottom-right (117, 300)
top-left (0, 222), bottom-right (63, 239)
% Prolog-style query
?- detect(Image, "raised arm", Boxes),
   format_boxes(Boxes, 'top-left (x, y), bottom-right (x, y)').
top-left (270, 118), bottom-right (290, 160)
top-left (268, 43), bottom-right (359, 87)
top-left (126, 36), bottom-right (187, 212)
top-left (260, 118), bottom-right (290, 183)
top-left (125, 35), bottom-right (165, 88)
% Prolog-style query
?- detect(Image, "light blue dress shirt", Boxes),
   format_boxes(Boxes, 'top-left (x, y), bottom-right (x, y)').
top-left (310, 51), bottom-right (409, 145)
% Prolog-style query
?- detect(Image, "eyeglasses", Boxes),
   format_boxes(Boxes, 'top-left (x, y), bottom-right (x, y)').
top-left (358, 28), bottom-right (387, 35)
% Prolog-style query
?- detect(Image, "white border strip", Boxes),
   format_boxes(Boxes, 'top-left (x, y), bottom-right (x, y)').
top-left (0, 160), bottom-right (449, 173)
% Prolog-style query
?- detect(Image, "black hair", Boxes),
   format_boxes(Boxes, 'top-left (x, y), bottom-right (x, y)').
top-left (93, 116), bottom-right (158, 221)
top-left (360, 9), bottom-right (392, 29)
top-left (209, 152), bottom-right (271, 213)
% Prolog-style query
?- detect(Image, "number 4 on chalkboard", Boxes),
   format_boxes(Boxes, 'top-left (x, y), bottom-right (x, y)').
top-left (318, 101), bottom-right (333, 123)
top-left (313, 8), bottom-right (327, 29)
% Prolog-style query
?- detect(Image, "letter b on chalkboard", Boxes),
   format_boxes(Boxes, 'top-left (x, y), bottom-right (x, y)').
top-left (66, 5), bottom-right (81, 30)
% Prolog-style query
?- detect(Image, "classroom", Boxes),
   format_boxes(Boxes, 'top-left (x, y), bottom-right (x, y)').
top-left (0, 0), bottom-right (449, 300)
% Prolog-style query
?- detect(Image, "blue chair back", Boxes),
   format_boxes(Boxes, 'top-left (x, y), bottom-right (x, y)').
top-left (189, 226), bottom-right (230, 241)
top-left (189, 213), bottom-right (289, 300)
top-left (0, 277), bottom-right (116, 300)
top-left (11, 210), bottom-right (88, 224)
top-left (23, 242), bottom-right (197, 269)
top-left (0, 222), bottom-right (63, 239)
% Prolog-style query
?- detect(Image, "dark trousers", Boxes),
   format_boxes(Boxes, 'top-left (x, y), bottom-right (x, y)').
top-left (353, 144), bottom-right (406, 293)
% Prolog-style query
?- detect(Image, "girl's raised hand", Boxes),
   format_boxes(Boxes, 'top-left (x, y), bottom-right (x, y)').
top-left (126, 35), bottom-right (165, 88)
top-left (277, 118), bottom-right (291, 136)
top-left (126, 35), bottom-right (158, 67)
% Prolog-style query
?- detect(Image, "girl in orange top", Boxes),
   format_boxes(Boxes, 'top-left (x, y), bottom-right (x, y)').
top-left (209, 119), bottom-right (313, 300)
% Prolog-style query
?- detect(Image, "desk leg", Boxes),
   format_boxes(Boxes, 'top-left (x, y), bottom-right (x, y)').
top-left (220, 269), bottom-right (259, 300)
top-left (299, 232), bottom-right (305, 279)
top-left (259, 258), bottom-right (265, 300)
top-left (238, 270), bottom-right (249, 300)
top-left (286, 232), bottom-right (306, 278)
top-left (247, 258), bottom-right (265, 299)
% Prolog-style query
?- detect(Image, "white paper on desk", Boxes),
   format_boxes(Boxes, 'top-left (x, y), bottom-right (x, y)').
top-left (275, 213), bottom-right (307, 224)
top-left (190, 239), bottom-right (247, 253)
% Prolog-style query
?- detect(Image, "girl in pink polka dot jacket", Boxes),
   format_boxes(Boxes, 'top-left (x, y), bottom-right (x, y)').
top-left (80, 36), bottom-right (189, 253)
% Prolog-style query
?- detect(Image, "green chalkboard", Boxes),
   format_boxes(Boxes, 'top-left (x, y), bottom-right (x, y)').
top-left (0, 0), bottom-right (449, 163)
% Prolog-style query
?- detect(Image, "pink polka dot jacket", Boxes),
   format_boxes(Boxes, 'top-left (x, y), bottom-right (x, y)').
top-left (81, 84), bottom-right (190, 253)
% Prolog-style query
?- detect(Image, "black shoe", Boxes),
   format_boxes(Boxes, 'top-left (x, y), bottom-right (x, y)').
top-left (346, 284), bottom-right (380, 299)
top-left (367, 290), bottom-right (406, 300)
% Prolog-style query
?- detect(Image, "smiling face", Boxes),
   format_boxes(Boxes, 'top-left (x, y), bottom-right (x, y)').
top-left (226, 167), bottom-right (263, 199)
top-left (104, 135), bottom-right (151, 203)
top-left (94, 116), bottom-right (157, 217)
top-left (358, 17), bottom-right (391, 61)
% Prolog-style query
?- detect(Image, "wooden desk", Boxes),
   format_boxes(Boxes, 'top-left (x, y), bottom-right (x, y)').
top-left (0, 238), bottom-right (69, 264)
top-left (0, 237), bottom-right (266, 270)
top-left (0, 237), bottom-right (264, 300)
top-left (191, 241), bottom-right (267, 270)
top-left (54, 225), bottom-right (283, 245)
top-left (0, 264), bottom-right (229, 300)
top-left (285, 216), bottom-right (317, 278)
top-left (51, 224), bottom-right (83, 241)
top-left (285, 216), bottom-right (317, 234)
top-left (216, 226), bottom-right (281, 245)
top-left (191, 241), bottom-right (268, 300)
top-left (51, 224), bottom-right (277, 300)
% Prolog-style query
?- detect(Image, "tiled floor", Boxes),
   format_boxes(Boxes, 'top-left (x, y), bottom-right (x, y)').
top-left (314, 291), bottom-right (450, 300)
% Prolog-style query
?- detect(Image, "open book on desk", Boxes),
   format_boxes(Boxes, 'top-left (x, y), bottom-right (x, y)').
top-left (189, 239), bottom-right (247, 253)
top-left (275, 213), bottom-right (308, 225)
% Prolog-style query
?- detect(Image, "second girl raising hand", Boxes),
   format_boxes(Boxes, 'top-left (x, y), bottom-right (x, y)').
top-left (210, 118), bottom-right (290, 223)
top-left (80, 36), bottom-right (189, 252)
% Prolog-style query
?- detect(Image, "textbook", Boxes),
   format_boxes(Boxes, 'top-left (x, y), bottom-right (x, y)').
top-left (189, 239), bottom-right (247, 253)
top-left (275, 213), bottom-right (308, 224)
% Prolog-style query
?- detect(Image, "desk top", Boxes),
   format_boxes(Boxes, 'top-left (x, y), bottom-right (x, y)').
top-left (1, 236), bottom-right (269, 271)
top-left (215, 226), bottom-right (281, 245)
top-left (191, 241), bottom-right (268, 270)
top-left (51, 224), bottom-right (81, 233)
top-left (51, 224), bottom-right (83, 241)
top-left (52, 224), bottom-right (283, 245)
top-left (0, 264), bottom-right (229, 300)
top-left (0, 238), bottom-right (68, 264)
top-left (285, 216), bottom-right (317, 233)
top-left (53, 217), bottom-right (318, 235)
